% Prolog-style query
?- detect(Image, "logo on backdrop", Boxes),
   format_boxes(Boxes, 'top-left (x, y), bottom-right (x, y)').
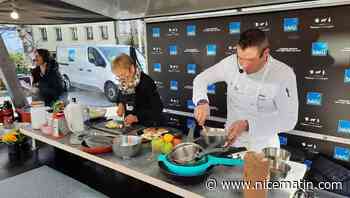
top-left (187, 100), bottom-right (195, 110)
top-left (334, 146), bottom-right (350, 161)
top-left (153, 63), bottom-right (161, 72)
top-left (208, 84), bottom-right (216, 94)
top-left (184, 48), bottom-right (200, 54)
top-left (151, 47), bottom-right (162, 55)
top-left (187, 25), bottom-right (196, 36)
top-left (225, 45), bottom-right (236, 55)
top-left (186, 118), bottom-right (196, 128)
top-left (168, 64), bottom-right (180, 73)
top-left (152, 27), bottom-right (160, 38)
top-left (306, 92), bottom-right (322, 106)
top-left (275, 47), bottom-right (302, 53)
top-left (279, 136), bottom-right (288, 146)
top-left (310, 16), bottom-right (335, 29)
top-left (334, 99), bottom-right (350, 105)
top-left (168, 116), bottom-right (181, 127)
top-left (229, 22), bottom-right (241, 34)
top-left (254, 20), bottom-right (270, 31)
top-left (187, 64), bottom-right (197, 74)
top-left (169, 45), bottom-right (178, 55)
top-left (207, 44), bottom-right (217, 56)
top-left (154, 81), bottom-right (164, 89)
top-left (283, 18), bottom-right (299, 32)
top-left (312, 42), bottom-right (328, 56)
top-left (167, 27), bottom-right (179, 37)
top-left (337, 120), bottom-right (350, 134)
top-left (300, 115), bottom-right (322, 128)
top-left (203, 26), bottom-right (221, 33)
top-left (170, 80), bottom-right (178, 91)
top-left (169, 97), bottom-right (181, 107)
top-left (305, 68), bottom-right (328, 81)
top-left (345, 69), bottom-right (350, 83)
top-left (184, 85), bottom-right (193, 90)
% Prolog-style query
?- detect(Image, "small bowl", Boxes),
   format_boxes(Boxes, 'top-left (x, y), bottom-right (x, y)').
top-left (262, 147), bottom-right (291, 161)
top-left (112, 135), bottom-right (142, 159)
top-left (200, 127), bottom-right (228, 146)
top-left (269, 160), bottom-right (291, 181)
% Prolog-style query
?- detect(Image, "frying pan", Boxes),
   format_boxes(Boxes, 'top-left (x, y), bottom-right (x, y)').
top-left (158, 161), bottom-right (214, 184)
top-left (158, 153), bottom-right (244, 177)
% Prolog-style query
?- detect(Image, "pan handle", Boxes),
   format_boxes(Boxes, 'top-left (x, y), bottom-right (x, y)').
top-left (207, 155), bottom-right (244, 167)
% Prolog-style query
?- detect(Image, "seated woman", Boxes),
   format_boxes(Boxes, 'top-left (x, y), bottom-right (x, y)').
top-left (112, 53), bottom-right (163, 127)
top-left (31, 49), bottom-right (64, 106)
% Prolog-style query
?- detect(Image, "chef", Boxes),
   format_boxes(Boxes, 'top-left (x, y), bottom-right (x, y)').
top-left (193, 28), bottom-right (298, 151)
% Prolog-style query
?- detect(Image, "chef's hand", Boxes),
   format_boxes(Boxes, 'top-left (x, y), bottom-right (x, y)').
top-left (116, 103), bottom-right (125, 117)
top-left (125, 114), bottom-right (138, 125)
top-left (194, 103), bottom-right (209, 126)
top-left (224, 120), bottom-right (249, 147)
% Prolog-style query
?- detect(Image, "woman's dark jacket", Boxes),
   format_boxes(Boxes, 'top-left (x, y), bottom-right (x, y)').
top-left (31, 60), bottom-right (64, 106)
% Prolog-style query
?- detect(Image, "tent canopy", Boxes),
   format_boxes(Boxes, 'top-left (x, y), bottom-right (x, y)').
top-left (0, 0), bottom-right (311, 24)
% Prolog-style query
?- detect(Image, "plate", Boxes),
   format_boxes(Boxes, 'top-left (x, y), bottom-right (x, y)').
top-left (141, 127), bottom-right (169, 140)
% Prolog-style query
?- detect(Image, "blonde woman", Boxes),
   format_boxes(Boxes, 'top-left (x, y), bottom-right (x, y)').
top-left (112, 53), bottom-right (163, 126)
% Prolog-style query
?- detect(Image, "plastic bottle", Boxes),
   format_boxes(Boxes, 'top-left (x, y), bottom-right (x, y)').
top-left (64, 98), bottom-right (85, 133)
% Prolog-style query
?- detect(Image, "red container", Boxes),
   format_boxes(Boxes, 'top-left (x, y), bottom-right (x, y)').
top-left (16, 108), bottom-right (31, 123)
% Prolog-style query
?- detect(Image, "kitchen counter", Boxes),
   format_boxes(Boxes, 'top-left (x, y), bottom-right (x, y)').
top-left (18, 123), bottom-right (307, 198)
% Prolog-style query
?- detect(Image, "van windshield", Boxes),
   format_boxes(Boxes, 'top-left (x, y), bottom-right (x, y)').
top-left (98, 47), bottom-right (130, 64)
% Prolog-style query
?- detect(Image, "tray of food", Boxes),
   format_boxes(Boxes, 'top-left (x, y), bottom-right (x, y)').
top-left (88, 119), bottom-right (145, 135)
top-left (139, 127), bottom-right (183, 142)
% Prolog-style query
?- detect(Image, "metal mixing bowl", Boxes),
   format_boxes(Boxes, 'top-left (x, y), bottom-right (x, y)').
top-left (112, 135), bottom-right (142, 159)
top-left (200, 127), bottom-right (228, 146)
top-left (262, 147), bottom-right (291, 161)
top-left (269, 160), bottom-right (291, 181)
top-left (168, 143), bottom-right (204, 165)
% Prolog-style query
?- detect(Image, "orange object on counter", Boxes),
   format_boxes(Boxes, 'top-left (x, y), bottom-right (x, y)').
top-left (243, 151), bottom-right (270, 198)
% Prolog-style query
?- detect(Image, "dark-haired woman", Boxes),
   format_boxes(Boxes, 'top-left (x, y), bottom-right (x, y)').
top-left (31, 49), bottom-right (64, 106)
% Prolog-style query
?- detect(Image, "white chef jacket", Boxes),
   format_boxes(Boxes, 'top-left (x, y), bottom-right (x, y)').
top-left (193, 54), bottom-right (299, 151)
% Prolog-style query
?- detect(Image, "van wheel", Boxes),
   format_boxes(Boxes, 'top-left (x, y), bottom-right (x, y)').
top-left (63, 75), bottom-right (71, 91)
top-left (104, 82), bottom-right (118, 102)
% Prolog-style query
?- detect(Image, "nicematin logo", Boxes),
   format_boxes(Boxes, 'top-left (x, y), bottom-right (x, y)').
top-left (187, 64), bottom-right (197, 74)
top-left (68, 48), bottom-right (76, 62)
top-left (334, 146), bottom-right (350, 161)
top-left (306, 92), bottom-right (322, 106)
top-left (187, 25), bottom-right (196, 36)
top-left (345, 69), bottom-right (350, 83)
top-left (207, 44), bottom-right (217, 56)
top-left (152, 27), bottom-right (160, 38)
top-left (169, 45), bottom-right (177, 55)
top-left (187, 100), bottom-right (195, 110)
top-left (229, 22), bottom-right (240, 34)
top-left (153, 63), bottom-right (161, 72)
top-left (207, 84), bottom-right (216, 94)
top-left (170, 80), bottom-right (178, 91)
top-left (312, 42), bottom-right (328, 56)
top-left (284, 18), bottom-right (299, 32)
top-left (338, 120), bottom-right (350, 134)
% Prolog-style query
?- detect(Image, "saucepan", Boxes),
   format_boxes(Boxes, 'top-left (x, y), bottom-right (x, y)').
top-left (200, 127), bottom-right (228, 147)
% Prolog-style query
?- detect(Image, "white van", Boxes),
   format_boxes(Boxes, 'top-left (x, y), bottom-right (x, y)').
top-left (56, 44), bottom-right (146, 102)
